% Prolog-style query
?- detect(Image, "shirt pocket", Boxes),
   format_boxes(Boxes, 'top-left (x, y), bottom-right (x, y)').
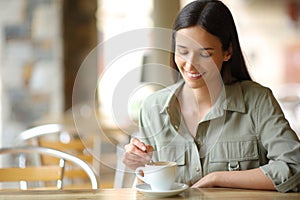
top-left (155, 143), bottom-right (186, 166)
top-left (208, 137), bottom-right (260, 173)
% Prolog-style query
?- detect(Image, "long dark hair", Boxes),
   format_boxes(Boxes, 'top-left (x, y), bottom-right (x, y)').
top-left (170, 0), bottom-right (252, 84)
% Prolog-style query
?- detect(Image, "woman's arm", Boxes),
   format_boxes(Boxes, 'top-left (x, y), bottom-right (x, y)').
top-left (192, 168), bottom-right (275, 190)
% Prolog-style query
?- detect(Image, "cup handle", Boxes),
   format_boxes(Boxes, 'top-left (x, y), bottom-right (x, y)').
top-left (135, 166), bottom-right (146, 183)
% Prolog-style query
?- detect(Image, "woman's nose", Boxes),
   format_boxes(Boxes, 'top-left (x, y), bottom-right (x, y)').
top-left (185, 60), bottom-right (194, 70)
top-left (185, 54), bottom-right (198, 70)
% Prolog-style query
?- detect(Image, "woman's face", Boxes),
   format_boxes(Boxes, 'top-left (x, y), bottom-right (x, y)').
top-left (174, 26), bottom-right (231, 89)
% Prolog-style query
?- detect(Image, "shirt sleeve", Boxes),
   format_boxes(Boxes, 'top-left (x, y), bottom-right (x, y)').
top-left (257, 88), bottom-right (300, 192)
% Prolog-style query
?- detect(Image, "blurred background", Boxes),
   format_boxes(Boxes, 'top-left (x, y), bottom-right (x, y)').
top-left (0, 0), bottom-right (300, 150)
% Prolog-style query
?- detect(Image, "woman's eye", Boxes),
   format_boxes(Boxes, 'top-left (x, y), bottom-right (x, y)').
top-left (176, 48), bottom-right (188, 55)
top-left (199, 51), bottom-right (212, 58)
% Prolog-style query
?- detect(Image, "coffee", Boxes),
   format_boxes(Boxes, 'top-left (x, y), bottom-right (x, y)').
top-left (135, 161), bottom-right (177, 191)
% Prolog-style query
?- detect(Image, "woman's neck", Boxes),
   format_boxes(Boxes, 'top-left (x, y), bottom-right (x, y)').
top-left (178, 81), bottom-right (223, 136)
top-left (181, 82), bottom-right (223, 108)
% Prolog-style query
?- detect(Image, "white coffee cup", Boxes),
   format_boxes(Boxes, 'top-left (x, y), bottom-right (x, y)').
top-left (135, 161), bottom-right (177, 191)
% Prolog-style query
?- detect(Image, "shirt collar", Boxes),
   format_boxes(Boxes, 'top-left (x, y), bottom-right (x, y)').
top-left (221, 82), bottom-right (246, 113)
top-left (160, 79), bottom-right (185, 114)
top-left (160, 80), bottom-right (246, 115)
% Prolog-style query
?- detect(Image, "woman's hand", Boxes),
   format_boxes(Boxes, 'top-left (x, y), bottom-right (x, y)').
top-left (122, 138), bottom-right (154, 170)
top-left (191, 172), bottom-right (217, 188)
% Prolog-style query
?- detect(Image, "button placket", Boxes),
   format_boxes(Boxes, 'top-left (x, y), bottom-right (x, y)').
top-left (174, 124), bottom-right (179, 130)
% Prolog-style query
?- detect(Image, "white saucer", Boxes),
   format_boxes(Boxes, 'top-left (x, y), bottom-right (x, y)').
top-left (135, 182), bottom-right (189, 198)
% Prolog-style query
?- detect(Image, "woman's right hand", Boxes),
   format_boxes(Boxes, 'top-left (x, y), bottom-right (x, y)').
top-left (122, 138), bottom-right (154, 170)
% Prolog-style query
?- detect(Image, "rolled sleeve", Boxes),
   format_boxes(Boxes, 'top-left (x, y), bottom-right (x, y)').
top-left (257, 89), bottom-right (300, 192)
top-left (260, 162), bottom-right (300, 192)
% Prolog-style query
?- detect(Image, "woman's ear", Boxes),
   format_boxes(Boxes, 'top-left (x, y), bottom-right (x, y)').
top-left (223, 43), bottom-right (232, 61)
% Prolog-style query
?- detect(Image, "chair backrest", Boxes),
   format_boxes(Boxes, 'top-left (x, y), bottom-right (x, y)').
top-left (15, 124), bottom-right (98, 188)
top-left (15, 123), bottom-right (130, 188)
top-left (0, 146), bottom-right (98, 190)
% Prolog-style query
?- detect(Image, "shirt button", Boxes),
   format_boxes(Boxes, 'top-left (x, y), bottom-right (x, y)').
top-left (174, 125), bottom-right (178, 130)
top-left (196, 167), bottom-right (200, 172)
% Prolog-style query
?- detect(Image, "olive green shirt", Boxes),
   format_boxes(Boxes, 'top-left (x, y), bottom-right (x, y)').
top-left (137, 80), bottom-right (300, 192)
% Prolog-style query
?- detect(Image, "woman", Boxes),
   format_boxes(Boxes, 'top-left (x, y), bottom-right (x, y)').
top-left (123, 0), bottom-right (300, 192)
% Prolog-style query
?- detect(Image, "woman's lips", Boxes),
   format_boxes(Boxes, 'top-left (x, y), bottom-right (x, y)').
top-left (185, 70), bottom-right (206, 79)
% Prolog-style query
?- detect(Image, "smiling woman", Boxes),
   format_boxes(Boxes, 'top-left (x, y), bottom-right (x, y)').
top-left (174, 26), bottom-right (232, 92)
top-left (122, 0), bottom-right (300, 193)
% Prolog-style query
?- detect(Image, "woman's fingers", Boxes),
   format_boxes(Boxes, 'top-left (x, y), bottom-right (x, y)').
top-left (124, 145), bottom-right (148, 161)
top-left (146, 145), bottom-right (154, 156)
top-left (123, 152), bottom-right (146, 164)
top-left (122, 150), bottom-right (148, 169)
top-left (130, 138), bottom-right (147, 151)
top-left (122, 138), bottom-right (154, 169)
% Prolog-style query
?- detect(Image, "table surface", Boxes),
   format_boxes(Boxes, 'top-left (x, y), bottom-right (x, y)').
top-left (0, 188), bottom-right (299, 200)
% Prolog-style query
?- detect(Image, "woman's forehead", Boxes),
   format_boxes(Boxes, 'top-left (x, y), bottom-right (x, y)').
top-left (175, 26), bottom-right (222, 49)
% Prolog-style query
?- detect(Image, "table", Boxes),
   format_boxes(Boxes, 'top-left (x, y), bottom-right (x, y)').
top-left (0, 188), bottom-right (299, 200)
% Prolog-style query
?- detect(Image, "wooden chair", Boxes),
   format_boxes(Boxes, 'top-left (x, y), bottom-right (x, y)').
top-left (0, 146), bottom-right (98, 190)
top-left (14, 124), bottom-right (100, 188)
top-left (15, 123), bottom-right (131, 188)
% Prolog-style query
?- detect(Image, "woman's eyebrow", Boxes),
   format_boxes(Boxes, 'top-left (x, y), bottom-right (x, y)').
top-left (176, 45), bottom-right (187, 48)
top-left (176, 44), bottom-right (214, 51)
top-left (199, 47), bottom-right (214, 50)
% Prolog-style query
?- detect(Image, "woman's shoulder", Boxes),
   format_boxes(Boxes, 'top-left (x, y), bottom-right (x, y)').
top-left (239, 80), bottom-right (272, 94)
top-left (225, 80), bottom-right (278, 112)
top-left (239, 80), bottom-right (267, 88)
top-left (143, 81), bottom-right (182, 106)
top-left (235, 81), bottom-right (275, 103)
top-left (145, 85), bottom-right (176, 103)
